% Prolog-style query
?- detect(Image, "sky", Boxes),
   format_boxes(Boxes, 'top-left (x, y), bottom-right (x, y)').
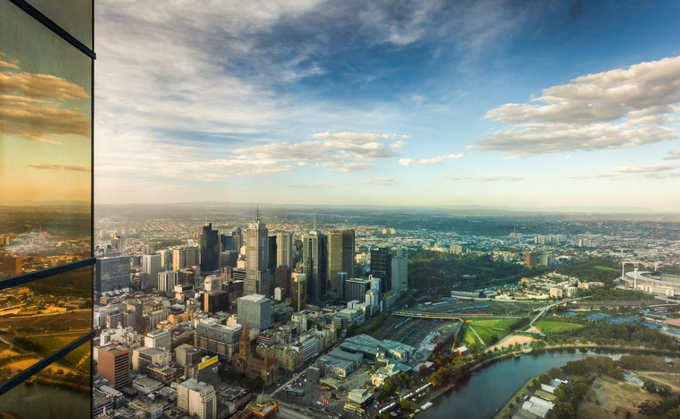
top-left (93, 0), bottom-right (680, 211)
top-left (0, 1), bottom-right (91, 205)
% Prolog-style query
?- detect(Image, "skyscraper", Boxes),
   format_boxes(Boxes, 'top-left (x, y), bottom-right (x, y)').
top-left (291, 273), bottom-right (307, 312)
top-left (142, 253), bottom-right (162, 289)
top-left (328, 231), bottom-right (344, 292)
top-left (96, 256), bottom-right (131, 294)
top-left (232, 227), bottom-right (243, 252)
top-left (276, 231), bottom-right (293, 268)
top-left (220, 233), bottom-right (233, 252)
top-left (245, 208), bottom-right (270, 296)
top-left (200, 223), bottom-right (220, 272)
top-left (370, 247), bottom-right (392, 294)
top-left (268, 235), bottom-right (277, 277)
top-left (391, 249), bottom-right (408, 291)
top-left (98, 346), bottom-right (131, 390)
top-left (302, 230), bottom-right (328, 303)
top-left (342, 230), bottom-right (356, 282)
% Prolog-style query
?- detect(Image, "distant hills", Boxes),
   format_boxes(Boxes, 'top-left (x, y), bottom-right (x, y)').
top-left (94, 201), bottom-right (662, 215)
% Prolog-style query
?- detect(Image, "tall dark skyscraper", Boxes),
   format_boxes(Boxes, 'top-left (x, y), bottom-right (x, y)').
top-left (303, 230), bottom-right (328, 303)
top-left (220, 233), bottom-right (233, 252)
top-left (328, 229), bottom-right (355, 293)
top-left (268, 235), bottom-right (277, 276)
top-left (370, 247), bottom-right (392, 294)
top-left (342, 230), bottom-right (356, 280)
top-left (328, 231), bottom-right (343, 292)
top-left (245, 208), bottom-right (270, 296)
top-left (200, 223), bottom-right (220, 272)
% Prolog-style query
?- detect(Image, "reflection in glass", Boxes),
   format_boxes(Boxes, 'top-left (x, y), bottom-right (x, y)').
top-left (23, 0), bottom-right (93, 49)
top-left (0, 1), bottom-right (92, 280)
top-left (0, 342), bottom-right (91, 418)
top-left (0, 267), bottom-right (92, 384)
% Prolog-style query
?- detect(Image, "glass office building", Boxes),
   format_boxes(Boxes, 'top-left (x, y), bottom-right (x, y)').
top-left (0, 0), bottom-right (95, 417)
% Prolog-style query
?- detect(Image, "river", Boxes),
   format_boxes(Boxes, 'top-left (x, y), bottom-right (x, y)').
top-left (0, 381), bottom-right (90, 418)
top-left (419, 350), bottom-right (623, 419)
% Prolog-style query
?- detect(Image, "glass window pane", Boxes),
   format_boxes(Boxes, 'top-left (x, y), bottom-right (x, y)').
top-left (0, 341), bottom-right (91, 418)
top-left (0, 267), bottom-right (92, 384)
top-left (0, 0), bottom-right (92, 280)
top-left (24, 0), bottom-right (93, 49)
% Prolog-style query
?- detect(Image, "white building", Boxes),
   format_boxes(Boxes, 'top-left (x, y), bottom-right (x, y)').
top-left (158, 270), bottom-right (178, 292)
top-left (145, 329), bottom-right (171, 351)
top-left (177, 378), bottom-right (216, 419)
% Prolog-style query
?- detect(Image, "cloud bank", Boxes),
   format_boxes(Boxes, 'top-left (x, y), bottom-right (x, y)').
top-left (470, 56), bottom-right (680, 157)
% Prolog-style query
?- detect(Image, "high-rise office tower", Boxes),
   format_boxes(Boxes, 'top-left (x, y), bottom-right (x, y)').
top-left (276, 231), bottom-right (293, 268)
top-left (275, 265), bottom-right (292, 298)
top-left (268, 235), bottom-right (277, 277)
top-left (96, 256), bottom-right (131, 294)
top-left (391, 249), bottom-right (408, 291)
top-left (158, 270), bottom-right (179, 292)
top-left (186, 246), bottom-right (200, 268)
top-left (338, 271), bottom-right (348, 300)
top-left (220, 233), bottom-right (233, 253)
top-left (200, 223), bottom-right (220, 272)
top-left (291, 273), bottom-right (307, 312)
top-left (245, 208), bottom-right (270, 296)
top-left (329, 230), bottom-right (355, 293)
top-left (302, 230), bottom-right (328, 303)
top-left (237, 294), bottom-right (272, 332)
top-left (370, 247), bottom-right (392, 294)
top-left (159, 249), bottom-right (172, 270)
top-left (142, 253), bottom-right (162, 288)
top-left (173, 247), bottom-right (187, 271)
top-left (98, 346), bottom-right (131, 390)
top-left (231, 227), bottom-right (243, 253)
top-left (342, 230), bottom-right (355, 276)
top-left (328, 231), bottom-right (344, 292)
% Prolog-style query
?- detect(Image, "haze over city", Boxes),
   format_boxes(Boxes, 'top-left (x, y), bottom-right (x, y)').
top-left (93, 0), bottom-right (680, 211)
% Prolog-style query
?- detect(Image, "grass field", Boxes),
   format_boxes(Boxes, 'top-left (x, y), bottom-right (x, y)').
top-left (579, 376), bottom-right (658, 419)
top-left (462, 319), bottom-right (518, 345)
top-left (17, 335), bottom-right (82, 357)
top-left (535, 320), bottom-right (583, 334)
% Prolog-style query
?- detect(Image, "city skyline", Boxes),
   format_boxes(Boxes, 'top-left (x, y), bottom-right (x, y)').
top-left (95, 1), bottom-right (680, 211)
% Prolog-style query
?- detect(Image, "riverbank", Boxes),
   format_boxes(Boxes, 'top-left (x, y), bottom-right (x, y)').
top-left (491, 376), bottom-right (533, 419)
top-left (420, 344), bottom-right (680, 416)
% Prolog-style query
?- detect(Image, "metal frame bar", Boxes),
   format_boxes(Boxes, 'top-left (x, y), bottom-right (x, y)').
top-left (0, 258), bottom-right (95, 291)
top-left (8, 0), bottom-right (96, 59)
top-left (0, 330), bottom-right (95, 397)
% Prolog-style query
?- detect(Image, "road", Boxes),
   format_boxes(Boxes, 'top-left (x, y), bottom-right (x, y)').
top-left (270, 362), bottom-right (315, 398)
top-left (529, 296), bottom-right (590, 327)
top-left (393, 311), bottom-right (521, 320)
top-left (279, 405), bottom-right (314, 419)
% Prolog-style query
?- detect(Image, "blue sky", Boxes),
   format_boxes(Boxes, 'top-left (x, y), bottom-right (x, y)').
top-left (95, 0), bottom-right (680, 211)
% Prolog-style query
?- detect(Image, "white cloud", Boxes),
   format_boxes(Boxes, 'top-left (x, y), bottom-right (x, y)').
top-left (231, 131), bottom-right (409, 173)
top-left (567, 162), bottom-right (680, 179)
top-left (399, 153), bottom-right (463, 166)
top-left (444, 175), bottom-right (523, 182)
top-left (664, 149), bottom-right (680, 160)
top-left (0, 54), bottom-right (90, 144)
top-left (362, 177), bottom-right (397, 185)
top-left (470, 56), bottom-right (680, 157)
